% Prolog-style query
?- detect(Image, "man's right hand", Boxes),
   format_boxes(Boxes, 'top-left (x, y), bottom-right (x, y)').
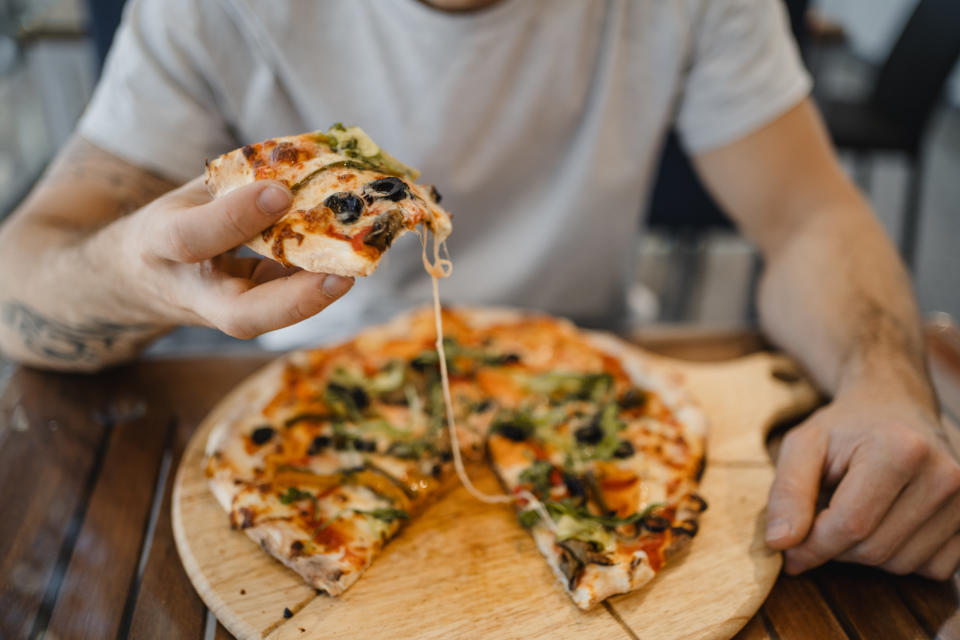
top-left (108, 177), bottom-right (354, 339)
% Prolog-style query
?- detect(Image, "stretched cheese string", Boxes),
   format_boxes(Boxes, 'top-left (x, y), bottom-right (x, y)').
top-left (421, 225), bottom-right (556, 532)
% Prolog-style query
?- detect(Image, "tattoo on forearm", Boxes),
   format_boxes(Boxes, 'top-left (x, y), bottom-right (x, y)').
top-left (1, 301), bottom-right (157, 364)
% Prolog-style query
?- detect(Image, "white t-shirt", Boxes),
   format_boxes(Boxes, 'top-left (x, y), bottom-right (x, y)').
top-left (78, 0), bottom-right (810, 348)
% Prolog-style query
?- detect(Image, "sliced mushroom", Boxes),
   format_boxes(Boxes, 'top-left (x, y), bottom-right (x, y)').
top-left (363, 210), bottom-right (405, 251)
top-left (558, 539), bottom-right (613, 567)
top-left (555, 544), bottom-right (585, 591)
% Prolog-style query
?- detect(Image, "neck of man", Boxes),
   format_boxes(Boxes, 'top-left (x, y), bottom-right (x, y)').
top-left (417, 0), bottom-right (504, 12)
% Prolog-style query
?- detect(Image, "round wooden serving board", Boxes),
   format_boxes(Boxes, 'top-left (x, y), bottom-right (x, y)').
top-left (173, 345), bottom-right (819, 640)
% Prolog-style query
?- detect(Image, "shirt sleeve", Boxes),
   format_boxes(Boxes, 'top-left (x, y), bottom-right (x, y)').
top-left (675, 0), bottom-right (812, 153)
top-left (76, 0), bottom-right (235, 183)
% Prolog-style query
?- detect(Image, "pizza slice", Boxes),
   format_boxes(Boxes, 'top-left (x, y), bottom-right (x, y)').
top-left (472, 318), bottom-right (710, 609)
top-left (204, 124), bottom-right (451, 277)
top-left (202, 310), bottom-right (498, 596)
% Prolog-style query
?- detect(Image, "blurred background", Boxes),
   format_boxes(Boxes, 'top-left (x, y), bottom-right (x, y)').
top-left (0, 0), bottom-right (957, 352)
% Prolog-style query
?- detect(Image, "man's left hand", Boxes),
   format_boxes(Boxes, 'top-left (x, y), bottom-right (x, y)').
top-left (765, 381), bottom-right (960, 580)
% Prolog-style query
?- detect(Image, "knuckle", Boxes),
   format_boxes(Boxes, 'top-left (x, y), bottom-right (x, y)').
top-left (222, 204), bottom-right (253, 241)
top-left (852, 542), bottom-right (893, 566)
top-left (287, 299), bottom-right (313, 325)
top-left (940, 463), bottom-right (960, 495)
top-left (893, 432), bottom-right (930, 472)
top-left (165, 219), bottom-right (201, 263)
top-left (769, 476), bottom-right (805, 503)
top-left (837, 513), bottom-right (874, 543)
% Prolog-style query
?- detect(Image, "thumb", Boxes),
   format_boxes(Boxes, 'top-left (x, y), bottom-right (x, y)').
top-left (765, 422), bottom-right (827, 549)
top-left (150, 179), bottom-right (291, 263)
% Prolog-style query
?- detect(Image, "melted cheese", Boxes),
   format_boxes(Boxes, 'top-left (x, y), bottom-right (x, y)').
top-left (421, 228), bottom-right (555, 532)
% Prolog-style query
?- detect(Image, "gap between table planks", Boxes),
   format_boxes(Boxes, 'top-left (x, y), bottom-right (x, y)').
top-left (172, 346), bottom-right (820, 640)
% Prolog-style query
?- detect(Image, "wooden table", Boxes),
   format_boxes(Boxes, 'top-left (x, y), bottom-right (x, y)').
top-left (2, 321), bottom-right (959, 640)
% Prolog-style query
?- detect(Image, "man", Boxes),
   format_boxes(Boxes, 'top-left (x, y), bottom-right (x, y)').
top-left (1, 0), bottom-right (958, 581)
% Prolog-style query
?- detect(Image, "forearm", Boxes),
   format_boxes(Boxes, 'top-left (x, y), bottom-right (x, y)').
top-left (0, 220), bottom-right (168, 371)
top-left (0, 137), bottom-right (178, 371)
top-left (756, 192), bottom-right (935, 413)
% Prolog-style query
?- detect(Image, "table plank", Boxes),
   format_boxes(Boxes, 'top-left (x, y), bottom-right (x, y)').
top-left (761, 573), bottom-right (848, 639)
top-left (216, 621), bottom-right (236, 640)
top-left (46, 366), bottom-right (174, 640)
top-left (0, 368), bottom-right (114, 639)
top-left (732, 615), bottom-right (774, 640)
top-left (129, 358), bottom-right (271, 640)
top-left (893, 575), bottom-right (960, 640)
top-left (127, 412), bottom-right (207, 640)
top-left (813, 564), bottom-right (930, 639)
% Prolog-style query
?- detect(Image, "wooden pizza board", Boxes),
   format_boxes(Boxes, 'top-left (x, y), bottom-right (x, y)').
top-left (172, 346), bottom-right (820, 640)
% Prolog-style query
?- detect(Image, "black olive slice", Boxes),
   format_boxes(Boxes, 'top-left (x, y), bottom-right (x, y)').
top-left (327, 382), bottom-right (370, 411)
top-left (618, 388), bottom-right (648, 410)
top-left (612, 440), bottom-right (634, 458)
top-left (323, 192), bottom-right (365, 224)
top-left (641, 514), bottom-right (671, 533)
top-left (574, 420), bottom-right (604, 445)
top-left (563, 472), bottom-right (586, 500)
top-left (355, 439), bottom-right (377, 453)
top-left (495, 422), bottom-right (529, 442)
top-left (251, 426), bottom-right (275, 445)
top-left (363, 177), bottom-right (408, 202)
top-left (685, 493), bottom-right (708, 512)
top-left (473, 399), bottom-right (494, 413)
top-left (307, 435), bottom-right (331, 455)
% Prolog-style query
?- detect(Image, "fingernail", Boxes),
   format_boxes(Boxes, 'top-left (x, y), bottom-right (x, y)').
top-left (322, 275), bottom-right (353, 298)
top-left (258, 184), bottom-right (291, 215)
top-left (766, 518), bottom-right (792, 543)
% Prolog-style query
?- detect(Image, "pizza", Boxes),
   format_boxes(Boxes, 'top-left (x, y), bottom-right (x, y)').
top-left (204, 124), bottom-right (452, 278)
top-left (204, 307), bottom-right (708, 608)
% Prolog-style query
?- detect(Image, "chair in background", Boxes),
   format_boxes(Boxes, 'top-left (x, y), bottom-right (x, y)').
top-left (817, 0), bottom-right (960, 270)
top-left (86, 0), bottom-right (127, 71)
top-left (644, 0), bottom-right (809, 322)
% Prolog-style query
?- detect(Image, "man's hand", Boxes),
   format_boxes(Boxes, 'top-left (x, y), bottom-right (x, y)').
top-left (766, 382), bottom-right (960, 580)
top-left (692, 99), bottom-right (958, 580)
top-left (0, 136), bottom-right (357, 371)
top-left (109, 177), bottom-right (354, 339)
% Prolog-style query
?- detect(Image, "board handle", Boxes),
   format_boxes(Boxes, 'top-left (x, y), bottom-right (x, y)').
top-left (641, 350), bottom-right (823, 464)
